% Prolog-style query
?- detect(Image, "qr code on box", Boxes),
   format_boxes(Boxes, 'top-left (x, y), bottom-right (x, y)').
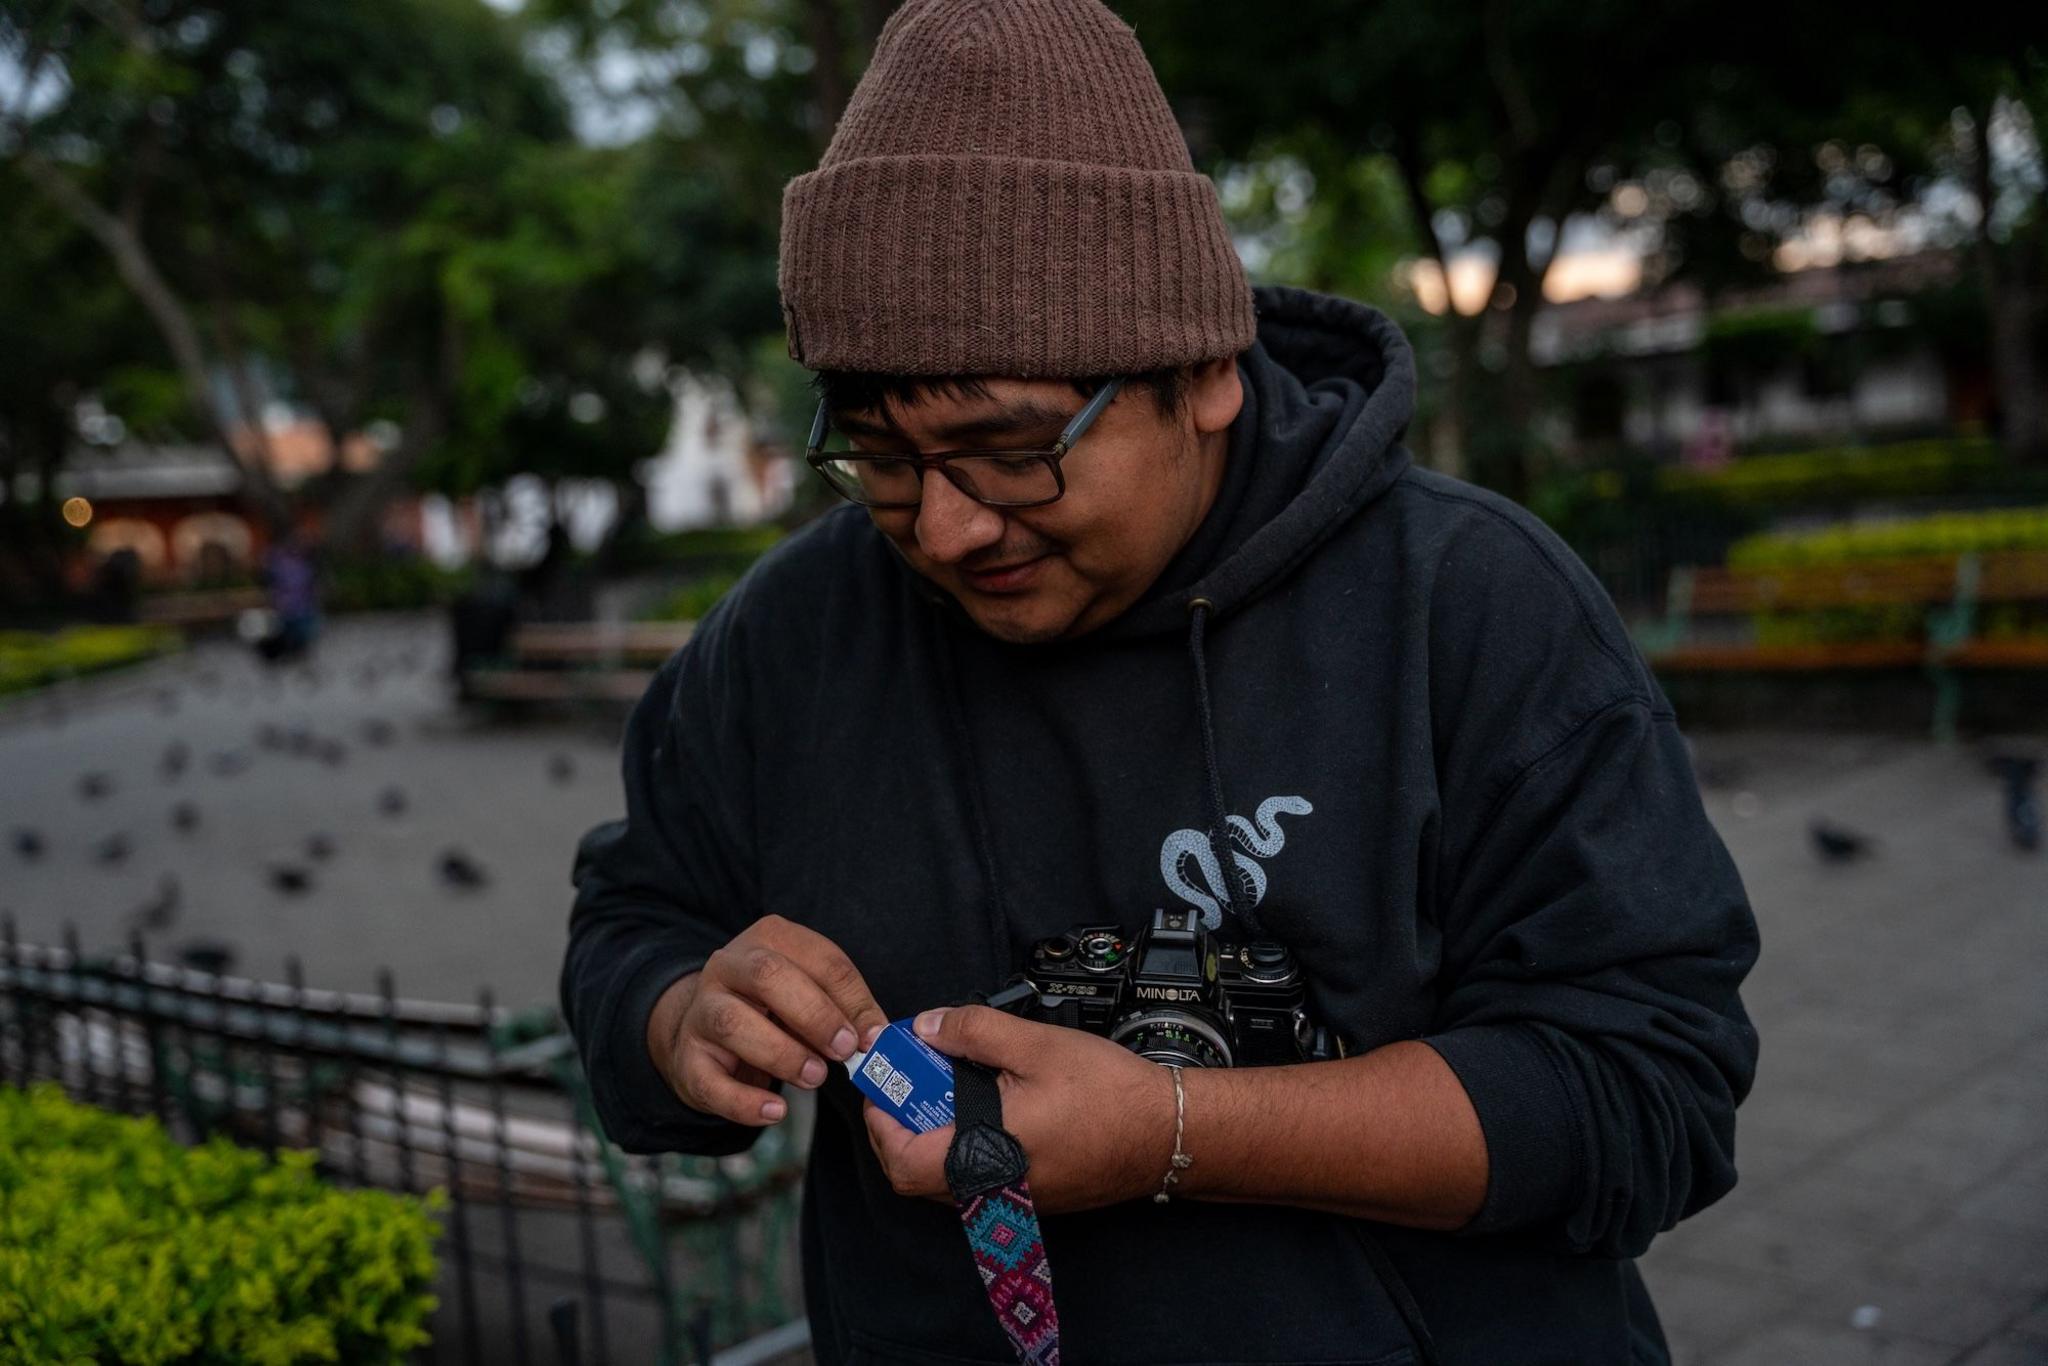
top-left (862, 1053), bottom-right (895, 1089)
top-left (881, 1071), bottom-right (914, 1107)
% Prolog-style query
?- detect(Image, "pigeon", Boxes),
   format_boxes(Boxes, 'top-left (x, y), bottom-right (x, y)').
top-left (304, 832), bottom-right (336, 862)
top-left (160, 740), bottom-right (190, 780)
top-left (548, 753), bottom-right (576, 786)
top-left (313, 738), bottom-right (347, 767)
top-left (170, 800), bottom-right (201, 834)
top-left (208, 750), bottom-right (251, 778)
top-left (360, 717), bottom-right (396, 747)
top-left (437, 848), bottom-right (489, 890)
top-left (268, 864), bottom-right (314, 895)
top-left (126, 874), bottom-right (181, 933)
top-left (11, 827), bottom-right (45, 861)
top-left (1809, 819), bottom-right (1877, 864)
top-left (78, 772), bottom-right (114, 802)
top-left (376, 786), bottom-right (409, 818)
top-left (177, 939), bottom-right (237, 976)
top-left (94, 832), bottom-right (133, 866)
top-left (1987, 753), bottom-right (2042, 853)
top-left (286, 724), bottom-right (315, 757)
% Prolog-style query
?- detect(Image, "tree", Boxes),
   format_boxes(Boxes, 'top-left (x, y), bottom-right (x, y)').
top-left (2, 0), bottom-right (588, 545)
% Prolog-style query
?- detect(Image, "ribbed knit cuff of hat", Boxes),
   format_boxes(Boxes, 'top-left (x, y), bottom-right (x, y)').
top-left (776, 0), bottom-right (1257, 378)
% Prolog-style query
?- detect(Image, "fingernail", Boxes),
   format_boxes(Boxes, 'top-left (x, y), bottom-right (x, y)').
top-left (801, 1057), bottom-right (827, 1087)
top-left (830, 1027), bottom-right (857, 1059)
top-left (915, 1008), bottom-right (946, 1038)
top-left (761, 1098), bottom-right (787, 1121)
top-left (863, 1023), bottom-right (885, 1048)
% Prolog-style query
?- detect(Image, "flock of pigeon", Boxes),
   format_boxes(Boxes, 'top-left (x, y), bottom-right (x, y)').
top-left (5, 645), bottom-right (583, 979)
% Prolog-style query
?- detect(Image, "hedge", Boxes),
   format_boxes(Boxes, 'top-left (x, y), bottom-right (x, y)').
top-left (1727, 504), bottom-right (2048, 568)
top-left (0, 626), bottom-right (181, 697)
top-left (0, 1085), bottom-right (442, 1365)
top-left (1724, 505), bottom-right (2048, 646)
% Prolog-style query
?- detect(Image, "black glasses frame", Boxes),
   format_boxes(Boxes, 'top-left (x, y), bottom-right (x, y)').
top-left (803, 377), bottom-right (1124, 510)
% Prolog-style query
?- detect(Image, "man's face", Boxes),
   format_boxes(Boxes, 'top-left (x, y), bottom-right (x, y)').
top-left (833, 359), bottom-right (1243, 644)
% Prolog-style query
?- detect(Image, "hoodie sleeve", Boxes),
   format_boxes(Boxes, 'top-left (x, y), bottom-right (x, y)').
top-left (559, 601), bottom-right (768, 1157)
top-left (1414, 492), bottom-right (1760, 1259)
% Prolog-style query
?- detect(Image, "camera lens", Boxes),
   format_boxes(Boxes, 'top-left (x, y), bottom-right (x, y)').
top-left (1109, 1009), bottom-right (1233, 1068)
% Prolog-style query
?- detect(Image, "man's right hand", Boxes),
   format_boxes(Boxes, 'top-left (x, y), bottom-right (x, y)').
top-left (647, 914), bottom-right (888, 1126)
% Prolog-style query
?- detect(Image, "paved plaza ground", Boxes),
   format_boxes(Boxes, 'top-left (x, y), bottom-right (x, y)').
top-left (1, 615), bottom-right (2043, 1364)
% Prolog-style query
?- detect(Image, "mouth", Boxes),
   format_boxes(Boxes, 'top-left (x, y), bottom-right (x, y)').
top-left (959, 554), bottom-right (1051, 594)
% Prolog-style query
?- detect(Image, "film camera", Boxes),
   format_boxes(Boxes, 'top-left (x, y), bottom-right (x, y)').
top-left (1007, 908), bottom-right (1343, 1067)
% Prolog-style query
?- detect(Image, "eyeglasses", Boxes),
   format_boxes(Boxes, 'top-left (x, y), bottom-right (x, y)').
top-left (804, 378), bottom-right (1123, 510)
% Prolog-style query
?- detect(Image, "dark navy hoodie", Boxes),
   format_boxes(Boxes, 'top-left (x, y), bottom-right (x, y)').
top-left (562, 285), bottom-right (1760, 1366)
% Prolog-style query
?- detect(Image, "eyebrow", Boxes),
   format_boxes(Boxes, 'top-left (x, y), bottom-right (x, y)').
top-left (830, 398), bottom-right (1078, 446)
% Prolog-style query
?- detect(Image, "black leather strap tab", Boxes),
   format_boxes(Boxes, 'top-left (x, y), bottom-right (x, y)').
top-left (945, 1057), bottom-right (1029, 1199)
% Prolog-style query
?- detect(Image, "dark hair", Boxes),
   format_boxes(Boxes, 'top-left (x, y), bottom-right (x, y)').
top-left (812, 365), bottom-right (1192, 426)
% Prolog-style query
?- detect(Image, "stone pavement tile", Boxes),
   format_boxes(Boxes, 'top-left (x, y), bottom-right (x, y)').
top-left (1702, 1320), bottom-right (1955, 1366)
top-left (1653, 1210), bottom-right (2023, 1351)
top-left (2004, 1294), bottom-right (2048, 1342)
top-left (1662, 1203), bottom-right (1923, 1293)
top-left (1638, 1256), bottom-right (1809, 1364)
top-left (1954, 1336), bottom-right (2048, 1366)
top-left (1877, 1215), bottom-right (2048, 1296)
top-left (1834, 1110), bottom-right (2043, 1199)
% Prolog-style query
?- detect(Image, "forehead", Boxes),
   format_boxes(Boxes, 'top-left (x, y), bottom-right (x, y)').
top-left (830, 376), bottom-right (1091, 445)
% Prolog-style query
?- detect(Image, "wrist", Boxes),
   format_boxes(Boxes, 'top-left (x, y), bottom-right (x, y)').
top-left (645, 970), bottom-right (701, 1092)
top-left (1142, 1062), bottom-right (1193, 1203)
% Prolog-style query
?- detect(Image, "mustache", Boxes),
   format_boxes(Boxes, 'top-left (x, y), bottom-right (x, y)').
top-left (958, 536), bottom-right (1060, 573)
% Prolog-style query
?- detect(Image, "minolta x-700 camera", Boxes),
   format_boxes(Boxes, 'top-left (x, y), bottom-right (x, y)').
top-left (1009, 908), bottom-right (1343, 1067)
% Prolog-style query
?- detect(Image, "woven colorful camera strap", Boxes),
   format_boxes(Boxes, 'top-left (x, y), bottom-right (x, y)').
top-left (946, 1056), bottom-right (1061, 1366)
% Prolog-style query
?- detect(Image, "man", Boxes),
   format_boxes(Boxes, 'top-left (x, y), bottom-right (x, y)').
top-left (561, 1), bottom-right (1759, 1362)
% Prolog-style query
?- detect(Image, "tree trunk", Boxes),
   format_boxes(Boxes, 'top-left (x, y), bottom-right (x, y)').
top-left (15, 150), bottom-right (292, 530)
top-left (1969, 101), bottom-right (2048, 465)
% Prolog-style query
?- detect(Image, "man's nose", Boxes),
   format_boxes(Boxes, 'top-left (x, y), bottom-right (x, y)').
top-left (913, 472), bottom-right (1006, 564)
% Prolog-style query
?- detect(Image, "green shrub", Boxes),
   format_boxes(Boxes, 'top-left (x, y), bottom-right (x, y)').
top-left (650, 570), bottom-right (744, 623)
top-left (0, 626), bottom-right (181, 697)
top-left (0, 1084), bottom-right (442, 1365)
top-left (323, 557), bottom-right (473, 613)
top-left (1728, 504), bottom-right (2048, 568)
top-left (1657, 438), bottom-right (2014, 505)
top-left (1724, 505), bottom-right (2048, 647)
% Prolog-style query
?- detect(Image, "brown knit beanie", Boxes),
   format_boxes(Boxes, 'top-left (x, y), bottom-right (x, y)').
top-left (778, 0), bottom-right (1255, 378)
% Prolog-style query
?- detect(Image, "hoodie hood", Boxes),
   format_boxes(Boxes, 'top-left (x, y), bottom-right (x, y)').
top-left (1107, 284), bottom-right (1417, 639)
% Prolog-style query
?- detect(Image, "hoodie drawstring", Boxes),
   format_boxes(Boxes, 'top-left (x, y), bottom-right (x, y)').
top-left (1186, 597), bottom-right (1263, 940)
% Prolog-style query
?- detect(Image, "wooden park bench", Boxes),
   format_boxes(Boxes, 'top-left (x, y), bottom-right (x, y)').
top-left (1635, 550), bottom-right (2048, 739)
top-left (457, 620), bottom-right (695, 709)
top-left (136, 586), bottom-right (269, 629)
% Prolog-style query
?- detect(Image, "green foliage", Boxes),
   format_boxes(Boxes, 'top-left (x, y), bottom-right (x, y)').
top-left (322, 558), bottom-right (474, 614)
top-left (0, 1085), bottom-right (442, 1365)
top-left (0, 626), bottom-right (181, 697)
top-left (611, 524), bottom-right (786, 575)
top-left (1659, 438), bottom-right (2028, 505)
top-left (651, 571), bottom-right (746, 623)
top-left (1728, 504), bottom-right (2048, 568)
top-left (1699, 307), bottom-right (1821, 373)
top-left (1726, 505), bottom-right (2048, 647)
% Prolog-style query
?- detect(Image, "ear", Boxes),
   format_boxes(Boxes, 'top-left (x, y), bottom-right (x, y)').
top-left (1187, 356), bottom-right (1244, 437)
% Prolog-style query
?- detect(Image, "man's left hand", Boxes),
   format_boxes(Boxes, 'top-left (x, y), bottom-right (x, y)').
top-left (861, 1006), bottom-right (1173, 1216)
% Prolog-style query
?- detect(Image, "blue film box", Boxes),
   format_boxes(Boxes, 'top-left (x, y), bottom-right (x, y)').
top-left (845, 1019), bottom-right (956, 1133)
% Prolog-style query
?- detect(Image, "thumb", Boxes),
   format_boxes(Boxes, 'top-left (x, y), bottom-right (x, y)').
top-left (914, 1005), bottom-right (1028, 1071)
